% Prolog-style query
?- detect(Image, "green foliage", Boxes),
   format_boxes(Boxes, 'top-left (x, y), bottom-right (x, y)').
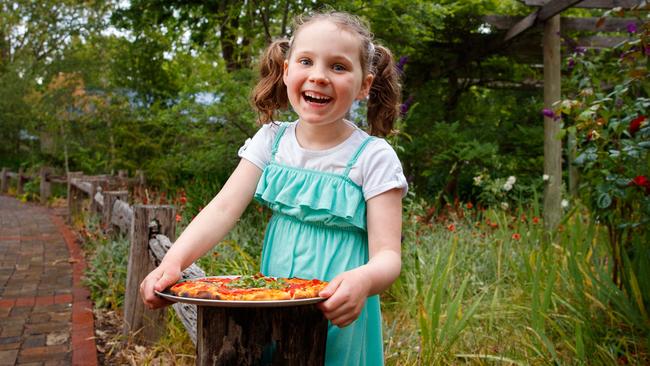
top-left (561, 15), bottom-right (650, 324)
top-left (82, 216), bottom-right (129, 310)
top-left (383, 196), bottom-right (649, 365)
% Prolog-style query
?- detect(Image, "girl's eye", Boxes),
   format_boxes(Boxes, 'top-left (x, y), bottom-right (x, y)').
top-left (332, 64), bottom-right (347, 72)
top-left (299, 58), bottom-right (311, 66)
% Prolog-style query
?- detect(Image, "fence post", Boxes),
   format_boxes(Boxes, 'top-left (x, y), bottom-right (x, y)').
top-left (67, 172), bottom-right (84, 224)
top-left (196, 305), bottom-right (328, 366)
top-left (89, 180), bottom-right (99, 213)
top-left (135, 170), bottom-right (145, 186)
top-left (123, 204), bottom-right (176, 343)
top-left (1, 168), bottom-right (7, 193)
top-left (17, 167), bottom-right (24, 195)
top-left (102, 191), bottom-right (128, 233)
top-left (39, 167), bottom-right (51, 205)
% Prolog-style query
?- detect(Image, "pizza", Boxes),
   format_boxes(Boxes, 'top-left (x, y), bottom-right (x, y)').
top-left (166, 273), bottom-right (328, 301)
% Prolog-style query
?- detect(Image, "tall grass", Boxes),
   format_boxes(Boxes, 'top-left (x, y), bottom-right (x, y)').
top-left (383, 197), bottom-right (649, 365)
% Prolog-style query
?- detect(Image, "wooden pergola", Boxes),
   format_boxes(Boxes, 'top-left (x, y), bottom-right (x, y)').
top-left (485, 0), bottom-right (644, 232)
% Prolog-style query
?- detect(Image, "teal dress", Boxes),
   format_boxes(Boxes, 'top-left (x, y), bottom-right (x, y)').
top-left (254, 123), bottom-right (384, 366)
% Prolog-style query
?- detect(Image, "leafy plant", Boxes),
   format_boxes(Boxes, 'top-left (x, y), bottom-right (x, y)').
top-left (561, 14), bottom-right (649, 325)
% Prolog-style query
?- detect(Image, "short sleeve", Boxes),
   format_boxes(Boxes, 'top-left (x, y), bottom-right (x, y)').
top-left (361, 139), bottom-right (408, 200)
top-left (237, 123), bottom-right (279, 170)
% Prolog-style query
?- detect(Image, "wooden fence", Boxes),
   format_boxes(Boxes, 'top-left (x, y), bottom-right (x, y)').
top-left (1, 166), bottom-right (327, 365)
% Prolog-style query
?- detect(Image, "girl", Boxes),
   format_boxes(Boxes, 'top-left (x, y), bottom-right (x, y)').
top-left (140, 11), bottom-right (407, 366)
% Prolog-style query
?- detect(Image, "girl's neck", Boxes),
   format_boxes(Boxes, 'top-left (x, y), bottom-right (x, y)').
top-left (295, 119), bottom-right (354, 150)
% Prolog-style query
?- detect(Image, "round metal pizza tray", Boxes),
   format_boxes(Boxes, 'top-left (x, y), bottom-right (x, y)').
top-left (155, 290), bottom-right (325, 308)
top-left (154, 275), bottom-right (326, 308)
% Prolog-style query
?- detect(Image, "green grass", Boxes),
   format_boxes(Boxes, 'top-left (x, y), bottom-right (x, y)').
top-left (79, 193), bottom-right (649, 365)
top-left (382, 197), bottom-right (649, 365)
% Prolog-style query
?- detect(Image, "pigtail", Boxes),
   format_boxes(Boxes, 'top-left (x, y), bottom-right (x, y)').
top-left (367, 45), bottom-right (402, 137)
top-left (251, 39), bottom-right (290, 124)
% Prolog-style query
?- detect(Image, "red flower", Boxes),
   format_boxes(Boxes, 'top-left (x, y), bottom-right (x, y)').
top-left (179, 196), bottom-right (187, 205)
top-left (629, 115), bottom-right (646, 135)
top-left (512, 233), bottom-right (521, 240)
top-left (532, 217), bottom-right (540, 224)
top-left (466, 202), bottom-right (473, 209)
top-left (175, 214), bottom-right (182, 222)
top-left (629, 175), bottom-right (650, 194)
top-left (630, 175), bottom-right (649, 186)
top-left (447, 224), bottom-right (455, 232)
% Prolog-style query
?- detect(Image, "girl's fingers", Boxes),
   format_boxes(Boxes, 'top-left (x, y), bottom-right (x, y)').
top-left (154, 271), bottom-right (178, 292)
top-left (319, 276), bottom-right (342, 298)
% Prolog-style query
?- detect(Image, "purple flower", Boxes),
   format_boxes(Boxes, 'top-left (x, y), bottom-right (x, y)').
top-left (567, 58), bottom-right (575, 71)
top-left (645, 45), bottom-right (650, 56)
top-left (574, 46), bottom-right (587, 55)
top-left (542, 108), bottom-right (555, 119)
top-left (400, 95), bottom-right (414, 116)
top-left (627, 22), bottom-right (637, 34)
top-left (396, 56), bottom-right (409, 72)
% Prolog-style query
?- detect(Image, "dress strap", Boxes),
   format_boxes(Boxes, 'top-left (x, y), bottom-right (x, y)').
top-left (343, 136), bottom-right (375, 177)
top-left (270, 123), bottom-right (289, 162)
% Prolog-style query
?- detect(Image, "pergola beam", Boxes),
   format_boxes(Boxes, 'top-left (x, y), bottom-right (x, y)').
top-left (485, 15), bottom-right (642, 33)
top-left (505, 0), bottom-right (583, 41)
top-left (524, 0), bottom-right (642, 9)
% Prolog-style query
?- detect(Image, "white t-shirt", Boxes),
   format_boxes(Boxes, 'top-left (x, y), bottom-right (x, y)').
top-left (238, 121), bottom-right (408, 200)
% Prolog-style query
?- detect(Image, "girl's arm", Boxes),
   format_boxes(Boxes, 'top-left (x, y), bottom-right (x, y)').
top-left (317, 188), bottom-right (402, 327)
top-left (140, 159), bottom-right (262, 309)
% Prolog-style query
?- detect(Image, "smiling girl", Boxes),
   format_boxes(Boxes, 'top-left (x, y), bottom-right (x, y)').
top-left (141, 11), bottom-right (406, 366)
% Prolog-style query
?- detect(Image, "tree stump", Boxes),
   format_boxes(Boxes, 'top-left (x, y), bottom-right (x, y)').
top-left (123, 204), bottom-right (175, 343)
top-left (1, 167), bottom-right (8, 193)
top-left (196, 304), bottom-right (328, 366)
top-left (39, 167), bottom-right (51, 205)
top-left (67, 172), bottom-right (84, 224)
top-left (102, 191), bottom-right (128, 233)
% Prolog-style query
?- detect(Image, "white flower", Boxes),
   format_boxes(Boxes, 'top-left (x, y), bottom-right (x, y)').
top-left (503, 176), bottom-right (516, 191)
top-left (473, 175), bottom-right (483, 186)
top-left (543, 174), bottom-right (550, 181)
top-left (561, 199), bottom-right (569, 209)
top-left (500, 202), bottom-right (509, 210)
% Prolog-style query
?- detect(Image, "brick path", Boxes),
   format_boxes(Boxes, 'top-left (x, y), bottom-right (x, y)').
top-left (0, 196), bottom-right (97, 366)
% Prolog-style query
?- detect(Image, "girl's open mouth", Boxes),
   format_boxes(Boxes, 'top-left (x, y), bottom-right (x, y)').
top-left (302, 92), bottom-right (332, 105)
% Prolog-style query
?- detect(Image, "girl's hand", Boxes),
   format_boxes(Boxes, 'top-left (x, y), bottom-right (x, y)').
top-left (140, 264), bottom-right (181, 309)
top-left (316, 269), bottom-right (371, 328)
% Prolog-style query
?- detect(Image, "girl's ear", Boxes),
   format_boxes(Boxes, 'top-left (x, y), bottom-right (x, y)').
top-left (356, 74), bottom-right (374, 100)
top-left (282, 60), bottom-right (289, 84)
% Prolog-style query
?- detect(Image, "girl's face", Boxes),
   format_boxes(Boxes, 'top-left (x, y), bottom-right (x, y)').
top-left (283, 20), bottom-right (373, 129)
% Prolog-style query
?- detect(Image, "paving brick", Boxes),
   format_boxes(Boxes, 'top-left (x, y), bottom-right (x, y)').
top-left (0, 342), bottom-right (21, 351)
top-left (10, 306), bottom-right (32, 317)
top-left (14, 297), bottom-right (35, 307)
top-left (18, 345), bottom-right (69, 363)
top-left (22, 335), bottom-right (45, 348)
top-left (0, 336), bottom-right (20, 345)
top-left (26, 313), bottom-right (50, 324)
top-left (23, 323), bottom-right (69, 336)
top-left (0, 349), bottom-right (18, 365)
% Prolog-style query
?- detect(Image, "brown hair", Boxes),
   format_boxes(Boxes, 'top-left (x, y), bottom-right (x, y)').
top-left (251, 11), bottom-right (402, 137)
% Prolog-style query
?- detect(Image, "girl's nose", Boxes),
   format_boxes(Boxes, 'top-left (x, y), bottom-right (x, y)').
top-left (308, 69), bottom-right (329, 85)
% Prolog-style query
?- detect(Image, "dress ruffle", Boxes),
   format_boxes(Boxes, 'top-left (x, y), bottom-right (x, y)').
top-left (255, 163), bottom-right (367, 231)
